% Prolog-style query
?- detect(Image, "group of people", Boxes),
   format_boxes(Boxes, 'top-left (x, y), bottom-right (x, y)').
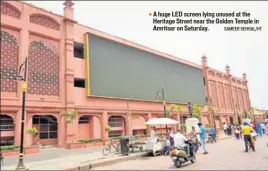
top-left (223, 121), bottom-right (268, 140)
top-left (157, 122), bottom-right (209, 155)
top-left (240, 121), bottom-right (268, 152)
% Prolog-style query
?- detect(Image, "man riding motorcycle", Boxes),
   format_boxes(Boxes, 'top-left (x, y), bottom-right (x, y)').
top-left (173, 130), bottom-right (190, 154)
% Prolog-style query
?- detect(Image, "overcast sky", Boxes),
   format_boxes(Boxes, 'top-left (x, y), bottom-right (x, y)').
top-left (26, 1), bottom-right (268, 109)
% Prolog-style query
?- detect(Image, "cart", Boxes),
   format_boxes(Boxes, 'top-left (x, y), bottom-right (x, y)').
top-left (145, 118), bottom-right (179, 156)
top-left (145, 137), bottom-right (165, 156)
top-left (128, 136), bottom-right (146, 153)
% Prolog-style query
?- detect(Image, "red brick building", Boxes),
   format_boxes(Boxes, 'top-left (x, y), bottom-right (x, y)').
top-left (0, 1), bottom-right (251, 148)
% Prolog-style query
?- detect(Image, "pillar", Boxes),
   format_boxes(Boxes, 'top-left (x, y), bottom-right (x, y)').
top-left (63, 0), bottom-right (75, 109)
top-left (14, 110), bottom-right (22, 146)
top-left (126, 112), bottom-right (132, 136)
top-left (101, 111), bottom-right (108, 140)
top-left (24, 116), bottom-right (32, 147)
top-left (18, 3), bottom-right (30, 99)
top-left (243, 73), bottom-right (251, 110)
top-left (58, 114), bottom-right (66, 147)
top-left (146, 112), bottom-right (152, 134)
top-left (201, 56), bottom-right (210, 104)
top-left (73, 117), bottom-right (79, 141)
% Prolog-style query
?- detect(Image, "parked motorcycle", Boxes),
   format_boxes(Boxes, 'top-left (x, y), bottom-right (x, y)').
top-left (207, 134), bottom-right (217, 143)
top-left (170, 140), bottom-right (196, 168)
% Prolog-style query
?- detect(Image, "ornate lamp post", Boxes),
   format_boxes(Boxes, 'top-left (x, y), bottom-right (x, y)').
top-left (155, 85), bottom-right (168, 133)
top-left (15, 57), bottom-right (28, 170)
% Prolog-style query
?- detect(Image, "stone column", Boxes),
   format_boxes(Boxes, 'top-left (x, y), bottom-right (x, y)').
top-left (14, 110), bottom-right (22, 146)
top-left (58, 114), bottom-right (66, 147)
top-left (201, 56), bottom-right (210, 104)
top-left (102, 111), bottom-right (109, 140)
top-left (18, 3), bottom-right (30, 99)
top-left (146, 112), bottom-right (152, 134)
top-left (24, 116), bottom-right (32, 147)
top-left (126, 112), bottom-right (133, 136)
top-left (63, 1), bottom-right (75, 109)
top-left (215, 82), bottom-right (220, 109)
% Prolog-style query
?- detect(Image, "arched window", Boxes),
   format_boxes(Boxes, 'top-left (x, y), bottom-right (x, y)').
top-left (0, 31), bottom-right (18, 92)
top-left (1, 2), bottom-right (21, 19)
top-left (28, 41), bottom-right (59, 96)
top-left (30, 14), bottom-right (60, 31)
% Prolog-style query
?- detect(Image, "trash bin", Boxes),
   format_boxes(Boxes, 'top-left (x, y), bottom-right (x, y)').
top-left (120, 137), bottom-right (130, 155)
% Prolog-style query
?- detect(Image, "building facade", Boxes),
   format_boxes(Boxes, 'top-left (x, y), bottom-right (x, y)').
top-left (0, 1), bottom-right (251, 148)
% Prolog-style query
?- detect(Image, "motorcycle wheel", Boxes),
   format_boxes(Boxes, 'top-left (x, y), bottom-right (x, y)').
top-left (190, 153), bottom-right (196, 163)
top-left (174, 160), bottom-right (182, 168)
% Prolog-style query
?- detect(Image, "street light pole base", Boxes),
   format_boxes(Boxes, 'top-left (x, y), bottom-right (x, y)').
top-left (16, 154), bottom-right (28, 170)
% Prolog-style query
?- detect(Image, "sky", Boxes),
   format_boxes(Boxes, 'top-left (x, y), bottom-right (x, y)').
top-left (25, 1), bottom-right (268, 109)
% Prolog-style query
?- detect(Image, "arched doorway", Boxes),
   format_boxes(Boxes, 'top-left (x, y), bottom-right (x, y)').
top-left (32, 115), bottom-right (58, 145)
top-left (108, 116), bottom-right (126, 137)
top-left (0, 114), bottom-right (15, 146)
top-left (229, 116), bottom-right (234, 125)
top-left (131, 115), bottom-right (147, 135)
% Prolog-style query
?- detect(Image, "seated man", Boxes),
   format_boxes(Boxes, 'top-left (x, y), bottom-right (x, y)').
top-left (208, 126), bottom-right (216, 139)
top-left (173, 130), bottom-right (189, 155)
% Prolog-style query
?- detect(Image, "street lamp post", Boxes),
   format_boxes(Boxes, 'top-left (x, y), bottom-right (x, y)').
top-left (15, 57), bottom-right (28, 170)
top-left (156, 85), bottom-right (168, 133)
top-left (161, 85), bottom-right (168, 133)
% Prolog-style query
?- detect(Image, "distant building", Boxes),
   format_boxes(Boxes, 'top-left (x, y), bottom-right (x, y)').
top-left (0, 1), bottom-right (252, 148)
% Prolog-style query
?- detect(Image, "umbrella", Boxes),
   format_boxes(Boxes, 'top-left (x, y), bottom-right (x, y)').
top-left (145, 118), bottom-right (178, 125)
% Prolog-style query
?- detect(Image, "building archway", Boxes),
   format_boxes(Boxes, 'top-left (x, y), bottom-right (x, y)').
top-left (0, 114), bottom-right (15, 146)
top-left (108, 116), bottom-right (126, 137)
top-left (131, 115), bottom-right (147, 135)
top-left (229, 116), bottom-right (234, 125)
top-left (32, 115), bottom-right (58, 146)
top-left (77, 115), bottom-right (101, 140)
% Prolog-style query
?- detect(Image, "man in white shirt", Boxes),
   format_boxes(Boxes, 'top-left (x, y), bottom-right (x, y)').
top-left (173, 131), bottom-right (189, 154)
top-left (223, 123), bottom-right (228, 135)
top-left (150, 126), bottom-right (156, 139)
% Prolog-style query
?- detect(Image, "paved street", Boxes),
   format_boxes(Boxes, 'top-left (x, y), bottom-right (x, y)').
top-left (92, 136), bottom-right (268, 170)
top-left (1, 145), bottom-right (102, 167)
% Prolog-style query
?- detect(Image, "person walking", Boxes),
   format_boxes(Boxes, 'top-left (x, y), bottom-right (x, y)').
top-left (241, 122), bottom-right (255, 152)
top-left (234, 128), bottom-right (240, 140)
top-left (264, 122), bottom-right (268, 136)
top-left (197, 123), bottom-right (208, 154)
top-left (223, 123), bottom-right (227, 135)
top-left (257, 122), bottom-right (263, 137)
top-left (261, 122), bottom-right (265, 134)
top-left (188, 126), bottom-right (199, 152)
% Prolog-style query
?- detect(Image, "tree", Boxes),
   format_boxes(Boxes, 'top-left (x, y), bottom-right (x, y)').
top-left (60, 109), bottom-right (78, 123)
top-left (192, 104), bottom-right (203, 119)
top-left (26, 127), bottom-right (39, 146)
top-left (167, 104), bottom-right (183, 117)
top-left (60, 109), bottom-right (78, 143)
top-left (207, 104), bottom-right (213, 113)
top-left (26, 127), bottom-right (38, 137)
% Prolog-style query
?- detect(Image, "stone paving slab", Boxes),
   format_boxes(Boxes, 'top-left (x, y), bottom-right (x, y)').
top-left (1, 134), bottom-right (231, 170)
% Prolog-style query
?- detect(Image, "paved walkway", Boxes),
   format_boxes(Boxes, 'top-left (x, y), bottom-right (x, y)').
top-left (1, 134), bottom-right (230, 170)
top-left (92, 136), bottom-right (268, 170)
